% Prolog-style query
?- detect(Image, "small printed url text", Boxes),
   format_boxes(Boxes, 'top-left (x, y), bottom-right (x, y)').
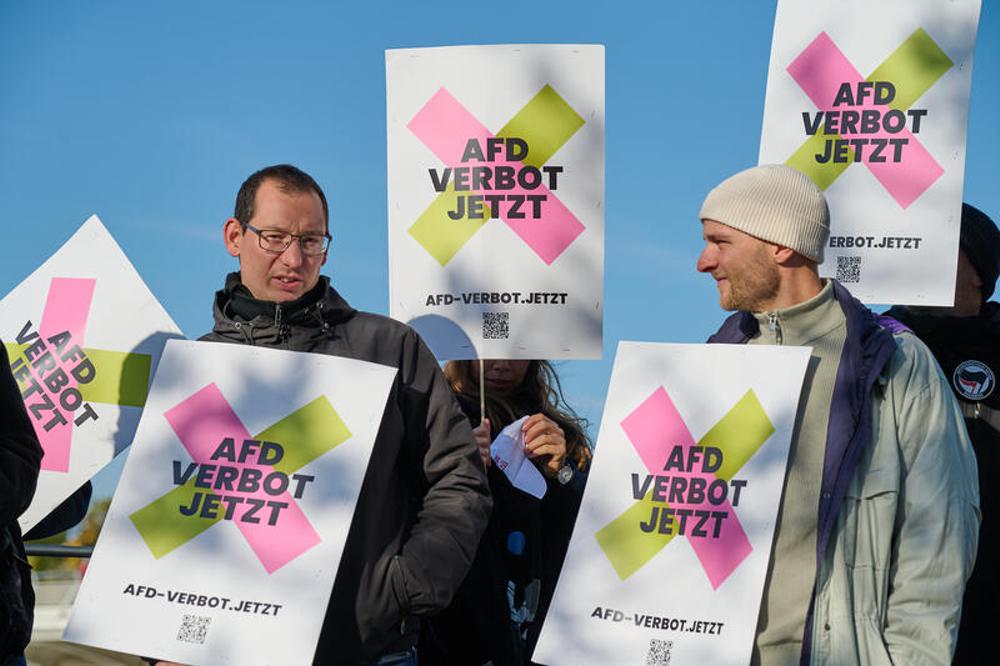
top-left (122, 583), bottom-right (282, 616)
top-left (591, 606), bottom-right (724, 635)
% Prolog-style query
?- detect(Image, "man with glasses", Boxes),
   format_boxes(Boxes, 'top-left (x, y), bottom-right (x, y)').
top-left (196, 164), bottom-right (491, 665)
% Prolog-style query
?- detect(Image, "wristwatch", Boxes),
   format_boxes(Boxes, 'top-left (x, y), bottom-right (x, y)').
top-left (556, 463), bottom-right (574, 485)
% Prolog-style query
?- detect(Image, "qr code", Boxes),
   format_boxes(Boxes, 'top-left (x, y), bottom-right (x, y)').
top-left (176, 614), bottom-right (210, 645)
top-left (645, 638), bottom-right (673, 665)
top-left (482, 312), bottom-right (509, 339)
top-left (836, 255), bottom-right (862, 283)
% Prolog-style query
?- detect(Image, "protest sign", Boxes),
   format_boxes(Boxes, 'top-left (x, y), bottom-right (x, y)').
top-left (386, 44), bottom-right (604, 360)
top-left (759, 0), bottom-right (981, 305)
top-left (63, 339), bottom-right (396, 665)
top-left (0, 215), bottom-right (182, 530)
top-left (534, 342), bottom-right (810, 665)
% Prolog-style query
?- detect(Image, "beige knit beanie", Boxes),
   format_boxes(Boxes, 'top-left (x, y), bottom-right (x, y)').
top-left (699, 164), bottom-right (830, 262)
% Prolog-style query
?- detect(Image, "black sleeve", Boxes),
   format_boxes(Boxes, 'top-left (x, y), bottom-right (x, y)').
top-left (394, 328), bottom-right (492, 616)
top-left (23, 481), bottom-right (93, 541)
top-left (0, 342), bottom-right (43, 525)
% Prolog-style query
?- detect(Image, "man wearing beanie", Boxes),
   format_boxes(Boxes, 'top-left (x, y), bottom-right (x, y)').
top-left (698, 164), bottom-right (979, 666)
top-left (885, 203), bottom-right (1000, 665)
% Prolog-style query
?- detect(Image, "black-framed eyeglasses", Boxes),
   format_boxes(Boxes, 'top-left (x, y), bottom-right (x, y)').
top-left (240, 221), bottom-right (331, 256)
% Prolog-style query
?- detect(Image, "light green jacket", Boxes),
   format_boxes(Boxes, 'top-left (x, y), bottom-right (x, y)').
top-left (807, 331), bottom-right (980, 666)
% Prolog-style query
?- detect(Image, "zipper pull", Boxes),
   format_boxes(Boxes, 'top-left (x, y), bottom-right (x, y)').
top-left (766, 312), bottom-right (783, 344)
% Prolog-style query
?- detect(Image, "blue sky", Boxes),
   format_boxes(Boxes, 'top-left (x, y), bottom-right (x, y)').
top-left (2, 1), bottom-right (997, 499)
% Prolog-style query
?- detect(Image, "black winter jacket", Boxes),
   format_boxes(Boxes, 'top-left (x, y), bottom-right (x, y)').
top-left (885, 303), bottom-right (1000, 665)
top-left (1, 342), bottom-right (43, 664)
top-left (200, 274), bottom-right (491, 665)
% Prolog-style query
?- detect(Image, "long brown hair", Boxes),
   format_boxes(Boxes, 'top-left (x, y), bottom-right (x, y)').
top-left (444, 360), bottom-right (593, 471)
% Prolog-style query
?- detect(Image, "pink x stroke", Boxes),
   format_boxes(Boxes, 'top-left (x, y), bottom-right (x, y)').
top-left (788, 32), bottom-right (943, 209)
top-left (30, 277), bottom-right (97, 472)
top-left (620, 387), bottom-right (752, 589)
top-left (164, 383), bottom-right (321, 573)
top-left (407, 88), bottom-right (585, 265)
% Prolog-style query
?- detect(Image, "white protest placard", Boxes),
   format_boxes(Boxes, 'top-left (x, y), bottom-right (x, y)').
top-left (759, 0), bottom-right (981, 305)
top-left (64, 339), bottom-right (396, 665)
top-left (0, 215), bottom-right (182, 531)
top-left (387, 44), bottom-right (604, 360)
top-left (534, 342), bottom-right (810, 665)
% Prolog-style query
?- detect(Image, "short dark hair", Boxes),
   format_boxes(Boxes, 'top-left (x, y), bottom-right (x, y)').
top-left (234, 164), bottom-right (329, 232)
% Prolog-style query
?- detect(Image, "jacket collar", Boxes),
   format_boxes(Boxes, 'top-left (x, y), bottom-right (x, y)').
top-left (210, 272), bottom-right (356, 343)
top-left (750, 281), bottom-right (843, 346)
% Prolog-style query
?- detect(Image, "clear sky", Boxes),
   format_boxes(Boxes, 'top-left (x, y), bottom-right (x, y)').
top-left (2, 1), bottom-right (997, 499)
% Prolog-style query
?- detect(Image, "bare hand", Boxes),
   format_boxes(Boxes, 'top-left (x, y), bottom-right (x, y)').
top-left (522, 413), bottom-right (566, 478)
top-left (473, 419), bottom-right (491, 468)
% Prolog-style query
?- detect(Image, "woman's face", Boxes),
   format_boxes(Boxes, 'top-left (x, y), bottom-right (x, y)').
top-left (470, 359), bottom-right (531, 395)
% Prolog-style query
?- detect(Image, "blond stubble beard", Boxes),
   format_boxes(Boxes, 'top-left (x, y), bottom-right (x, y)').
top-left (719, 244), bottom-right (780, 312)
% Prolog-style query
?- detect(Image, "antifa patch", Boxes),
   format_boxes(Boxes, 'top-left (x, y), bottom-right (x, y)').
top-left (953, 360), bottom-right (995, 401)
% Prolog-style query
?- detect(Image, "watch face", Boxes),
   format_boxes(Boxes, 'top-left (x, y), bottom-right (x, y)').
top-left (954, 359), bottom-right (995, 401)
top-left (557, 464), bottom-right (574, 485)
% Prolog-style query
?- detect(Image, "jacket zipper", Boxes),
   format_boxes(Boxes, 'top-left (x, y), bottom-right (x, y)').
top-left (767, 312), bottom-right (783, 345)
top-left (274, 304), bottom-right (289, 344)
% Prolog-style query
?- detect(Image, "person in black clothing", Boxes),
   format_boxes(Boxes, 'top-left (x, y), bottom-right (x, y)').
top-left (885, 203), bottom-right (1000, 665)
top-left (0, 342), bottom-right (43, 666)
top-left (420, 359), bottom-right (592, 666)
top-left (153, 164), bottom-right (489, 666)
top-left (2, 339), bottom-right (93, 666)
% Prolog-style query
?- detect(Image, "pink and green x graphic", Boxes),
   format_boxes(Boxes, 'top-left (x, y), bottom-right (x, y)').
top-left (4, 277), bottom-right (152, 472)
top-left (785, 29), bottom-right (952, 208)
top-left (595, 387), bottom-right (774, 589)
top-left (407, 85), bottom-right (586, 266)
top-left (129, 383), bottom-right (351, 574)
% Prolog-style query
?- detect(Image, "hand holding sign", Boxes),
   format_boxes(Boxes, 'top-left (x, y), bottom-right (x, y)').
top-left (490, 416), bottom-right (546, 499)
top-left (522, 412), bottom-right (567, 479)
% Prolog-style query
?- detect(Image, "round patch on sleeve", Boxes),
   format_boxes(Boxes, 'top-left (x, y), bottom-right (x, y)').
top-left (953, 360), bottom-right (995, 401)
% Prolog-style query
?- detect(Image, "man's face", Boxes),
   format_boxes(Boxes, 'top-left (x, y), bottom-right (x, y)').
top-left (697, 220), bottom-right (780, 312)
top-left (224, 179), bottom-right (327, 303)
